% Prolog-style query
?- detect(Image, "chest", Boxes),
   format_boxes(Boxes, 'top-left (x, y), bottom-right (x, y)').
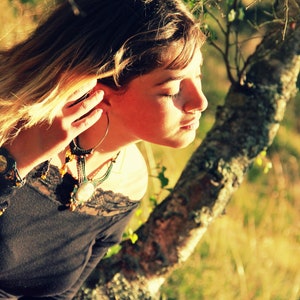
top-left (53, 144), bottom-right (149, 202)
top-left (100, 144), bottom-right (148, 200)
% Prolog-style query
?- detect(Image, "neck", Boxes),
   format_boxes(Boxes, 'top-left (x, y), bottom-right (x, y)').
top-left (77, 111), bottom-right (139, 155)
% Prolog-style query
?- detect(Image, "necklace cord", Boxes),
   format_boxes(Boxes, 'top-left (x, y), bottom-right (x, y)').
top-left (40, 112), bottom-right (119, 211)
top-left (64, 113), bottom-right (122, 210)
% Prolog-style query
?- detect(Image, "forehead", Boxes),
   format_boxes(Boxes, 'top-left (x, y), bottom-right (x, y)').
top-left (160, 39), bottom-right (203, 69)
top-left (160, 48), bottom-right (203, 75)
top-left (128, 49), bottom-right (203, 88)
top-left (161, 49), bottom-right (203, 81)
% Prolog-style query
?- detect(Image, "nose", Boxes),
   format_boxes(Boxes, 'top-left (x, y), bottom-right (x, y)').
top-left (181, 78), bottom-right (208, 113)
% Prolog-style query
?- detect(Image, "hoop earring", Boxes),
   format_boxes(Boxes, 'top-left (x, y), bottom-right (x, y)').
top-left (70, 112), bottom-right (109, 156)
top-left (40, 113), bottom-right (111, 180)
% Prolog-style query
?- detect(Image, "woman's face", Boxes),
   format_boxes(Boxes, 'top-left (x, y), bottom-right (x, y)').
top-left (104, 48), bottom-right (208, 149)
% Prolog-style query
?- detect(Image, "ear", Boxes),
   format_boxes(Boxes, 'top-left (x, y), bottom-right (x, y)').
top-left (92, 82), bottom-right (115, 112)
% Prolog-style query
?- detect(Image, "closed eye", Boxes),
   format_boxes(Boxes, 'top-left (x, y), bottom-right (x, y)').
top-left (160, 86), bottom-right (181, 99)
top-left (163, 93), bottom-right (180, 100)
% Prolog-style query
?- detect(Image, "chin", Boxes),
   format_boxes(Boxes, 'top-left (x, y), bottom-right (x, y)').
top-left (165, 135), bottom-right (196, 149)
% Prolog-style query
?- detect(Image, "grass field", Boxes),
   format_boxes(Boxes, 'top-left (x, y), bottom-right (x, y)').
top-left (156, 46), bottom-right (300, 300)
top-left (1, 1), bottom-right (299, 299)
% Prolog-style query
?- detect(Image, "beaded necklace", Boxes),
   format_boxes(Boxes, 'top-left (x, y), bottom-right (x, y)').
top-left (54, 112), bottom-right (119, 211)
top-left (65, 141), bottom-right (120, 211)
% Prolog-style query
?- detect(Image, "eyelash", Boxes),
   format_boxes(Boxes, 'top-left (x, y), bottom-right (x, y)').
top-left (160, 74), bottom-right (202, 100)
top-left (163, 93), bottom-right (179, 100)
top-left (162, 86), bottom-right (181, 100)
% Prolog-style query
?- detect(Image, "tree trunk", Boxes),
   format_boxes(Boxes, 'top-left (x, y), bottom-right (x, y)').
top-left (76, 5), bottom-right (300, 300)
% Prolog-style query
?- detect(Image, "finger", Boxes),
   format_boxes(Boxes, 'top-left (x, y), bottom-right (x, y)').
top-left (64, 90), bottom-right (105, 120)
top-left (67, 93), bottom-right (89, 108)
top-left (72, 108), bottom-right (103, 133)
top-left (67, 79), bottom-right (97, 103)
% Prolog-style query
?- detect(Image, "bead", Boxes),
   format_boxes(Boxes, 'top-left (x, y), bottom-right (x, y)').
top-left (59, 164), bottom-right (67, 177)
top-left (69, 202), bottom-right (77, 212)
top-left (65, 149), bottom-right (75, 163)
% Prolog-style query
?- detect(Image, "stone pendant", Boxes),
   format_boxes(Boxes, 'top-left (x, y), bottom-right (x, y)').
top-left (74, 181), bottom-right (95, 203)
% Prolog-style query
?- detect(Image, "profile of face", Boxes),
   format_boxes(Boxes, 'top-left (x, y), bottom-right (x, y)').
top-left (98, 45), bottom-right (208, 149)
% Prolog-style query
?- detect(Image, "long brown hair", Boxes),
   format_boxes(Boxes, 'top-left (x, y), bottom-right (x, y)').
top-left (0, 0), bottom-right (205, 145)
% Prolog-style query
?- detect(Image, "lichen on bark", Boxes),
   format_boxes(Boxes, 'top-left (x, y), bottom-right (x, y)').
top-left (75, 13), bottom-right (300, 300)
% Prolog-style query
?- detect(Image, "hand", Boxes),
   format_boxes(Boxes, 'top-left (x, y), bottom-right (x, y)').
top-left (5, 80), bottom-right (104, 178)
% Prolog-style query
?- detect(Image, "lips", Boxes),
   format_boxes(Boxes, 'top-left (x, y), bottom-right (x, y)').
top-left (180, 119), bottom-right (200, 130)
top-left (180, 114), bottom-right (201, 130)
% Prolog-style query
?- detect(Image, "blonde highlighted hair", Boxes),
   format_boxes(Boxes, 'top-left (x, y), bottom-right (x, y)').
top-left (0, 0), bottom-right (205, 146)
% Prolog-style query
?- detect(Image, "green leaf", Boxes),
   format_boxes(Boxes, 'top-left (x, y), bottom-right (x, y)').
top-left (104, 244), bottom-right (122, 259)
top-left (129, 233), bottom-right (138, 244)
top-left (237, 7), bottom-right (245, 21)
top-left (149, 195), bottom-right (158, 207)
top-left (157, 165), bottom-right (169, 188)
top-left (228, 9), bottom-right (236, 22)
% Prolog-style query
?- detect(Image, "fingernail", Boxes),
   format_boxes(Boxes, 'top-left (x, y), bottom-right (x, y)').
top-left (98, 90), bottom-right (104, 97)
top-left (94, 108), bottom-right (103, 117)
top-left (95, 90), bottom-right (104, 101)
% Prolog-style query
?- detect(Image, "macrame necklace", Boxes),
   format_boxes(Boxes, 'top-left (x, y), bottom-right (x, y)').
top-left (66, 143), bottom-right (120, 211)
top-left (59, 113), bottom-right (119, 211)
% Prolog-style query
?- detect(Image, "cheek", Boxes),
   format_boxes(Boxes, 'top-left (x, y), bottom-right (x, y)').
top-left (125, 107), bottom-right (167, 137)
top-left (115, 93), bottom-right (179, 132)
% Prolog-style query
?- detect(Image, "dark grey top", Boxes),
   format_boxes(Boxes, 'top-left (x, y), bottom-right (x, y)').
top-left (0, 164), bottom-right (138, 299)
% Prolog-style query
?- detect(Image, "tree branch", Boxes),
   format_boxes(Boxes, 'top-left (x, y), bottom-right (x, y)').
top-left (76, 13), bottom-right (300, 300)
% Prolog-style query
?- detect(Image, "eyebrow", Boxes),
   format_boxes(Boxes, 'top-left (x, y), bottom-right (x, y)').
top-left (155, 57), bottom-right (204, 87)
top-left (155, 75), bottom-right (185, 86)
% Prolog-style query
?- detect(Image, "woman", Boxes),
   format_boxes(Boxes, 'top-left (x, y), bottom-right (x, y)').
top-left (0, 0), bottom-right (207, 298)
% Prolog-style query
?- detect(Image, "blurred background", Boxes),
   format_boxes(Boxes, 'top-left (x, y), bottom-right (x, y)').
top-left (1, 1), bottom-right (299, 299)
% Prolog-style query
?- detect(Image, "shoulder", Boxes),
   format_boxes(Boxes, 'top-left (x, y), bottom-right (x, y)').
top-left (101, 144), bottom-right (148, 201)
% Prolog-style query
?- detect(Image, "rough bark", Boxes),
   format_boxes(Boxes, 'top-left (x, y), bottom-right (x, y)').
top-left (76, 6), bottom-right (300, 300)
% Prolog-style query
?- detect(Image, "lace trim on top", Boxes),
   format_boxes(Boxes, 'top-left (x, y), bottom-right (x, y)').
top-left (27, 163), bottom-right (139, 217)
